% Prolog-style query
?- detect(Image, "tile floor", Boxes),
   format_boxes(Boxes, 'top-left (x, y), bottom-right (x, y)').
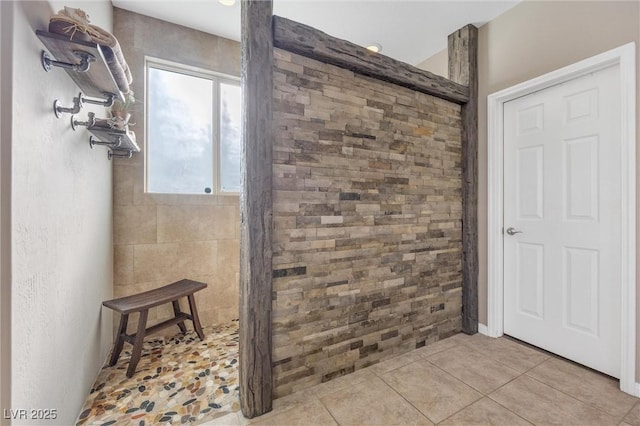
top-left (206, 332), bottom-right (640, 426)
top-left (77, 320), bottom-right (239, 425)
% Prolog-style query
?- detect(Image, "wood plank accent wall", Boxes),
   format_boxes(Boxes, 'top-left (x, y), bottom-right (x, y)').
top-left (273, 16), bottom-right (469, 105)
top-left (448, 25), bottom-right (479, 334)
top-left (238, 2), bottom-right (478, 412)
top-left (239, 0), bottom-right (273, 418)
top-left (271, 48), bottom-right (463, 397)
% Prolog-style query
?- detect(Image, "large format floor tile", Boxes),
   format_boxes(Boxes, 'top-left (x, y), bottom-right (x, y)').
top-left (86, 327), bottom-right (639, 426)
top-left (526, 357), bottom-right (638, 419)
top-left (427, 345), bottom-right (521, 394)
top-left (623, 402), bottom-right (640, 426)
top-left (412, 337), bottom-right (460, 358)
top-left (381, 359), bottom-right (481, 423)
top-left (369, 349), bottom-right (423, 376)
top-left (319, 376), bottom-right (433, 425)
top-left (439, 397), bottom-right (532, 426)
top-left (460, 335), bottom-right (549, 373)
top-left (310, 369), bottom-right (377, 399)
top-left (249, 399), bottom-right (337, 426)
top-left (489, 375), bottom-right (619, 425)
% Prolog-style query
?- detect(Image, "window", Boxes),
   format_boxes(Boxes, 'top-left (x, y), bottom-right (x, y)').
top-left (145, 58), bottom-right (242, 195)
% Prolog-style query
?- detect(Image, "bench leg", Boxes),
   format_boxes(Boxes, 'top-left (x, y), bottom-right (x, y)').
top-left (187, 294), bottom-right (205, 340)
top-left (109, 313), bottom-right (129, 367)
top-left (126, 309), bottom-right (148, 378)
top-left (172, 300), bottom-right (187, 334)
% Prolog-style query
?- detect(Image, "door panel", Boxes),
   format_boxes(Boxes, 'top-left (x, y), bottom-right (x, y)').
top-left (517, 145), bottom-right (544, 220)
top-left (564, 135), bottom-right (598, 221)
top-left (516, 242), bottom-right (544, 319)
top-left (563, 246), bottom-right (599, 336)
top-left (503, 65), bottom-right (621, 378)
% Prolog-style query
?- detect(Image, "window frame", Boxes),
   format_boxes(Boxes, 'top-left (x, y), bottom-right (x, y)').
top-left (144, 56), bottom-right (241, 196)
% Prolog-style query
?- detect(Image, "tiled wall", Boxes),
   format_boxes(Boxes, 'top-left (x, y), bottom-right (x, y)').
top-left (271, 48), bottom-right (463, 397)
top-left (112, 8), bottom-right (240, 334)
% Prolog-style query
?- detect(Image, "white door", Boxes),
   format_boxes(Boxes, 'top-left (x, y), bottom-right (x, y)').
top-left (503, 64), bottom-right (621, 378)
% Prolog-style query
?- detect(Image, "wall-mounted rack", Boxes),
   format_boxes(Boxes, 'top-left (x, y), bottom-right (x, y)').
top-left (37, 30), bottom-right (138, 160)
top-left (36, 30), bottom-right (124, 103)
top-left (69, 112), bottom-right (140, 160)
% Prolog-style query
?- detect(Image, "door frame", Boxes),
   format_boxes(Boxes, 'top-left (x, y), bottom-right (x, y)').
top-left (487, 42), bottom-right (637, 395)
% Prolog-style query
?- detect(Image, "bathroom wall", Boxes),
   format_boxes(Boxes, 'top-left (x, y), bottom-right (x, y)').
top-left (8, 1), bottom-right (114, 424)
top-left (416, 48), bottom-right (448, 78)
top-left (0, 2), bottom-right (11, 424)
top-left (271, 48), bottom-right (463, 397)
top-left (420, 0), bottom-right (640, 384)
top-left (112, 8), bottom-right (241, 334)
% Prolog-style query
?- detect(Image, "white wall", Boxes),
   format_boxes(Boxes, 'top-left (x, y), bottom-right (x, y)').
top-left (9, 1), bottom-right (114, 424)
top-left (0, 2), bottom-right (12, 425)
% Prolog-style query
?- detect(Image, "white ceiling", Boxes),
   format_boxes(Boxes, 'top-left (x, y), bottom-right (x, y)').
top-left (110, 0), bottom-right (520, 65)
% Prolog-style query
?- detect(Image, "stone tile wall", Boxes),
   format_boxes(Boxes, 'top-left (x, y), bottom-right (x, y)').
top-left (112, 9), bottom-right (240, 335)
top-left (271, 48), bottom-right (463, 397)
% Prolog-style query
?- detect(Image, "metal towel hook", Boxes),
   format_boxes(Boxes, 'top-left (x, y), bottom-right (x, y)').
top-left (54, 92), bottom-right (116, 118)
top-left (70, 112), bottom-right (96, 131)
top-left (107, 149), bottom-right (133, 160)
top-left (41, 50), bottom-right (95, 73)
top-left (89, 135), bottom-right (122, 150)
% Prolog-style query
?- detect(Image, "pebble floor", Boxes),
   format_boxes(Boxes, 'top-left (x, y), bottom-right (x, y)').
top-left (76, 319), bottom-right (240, 426)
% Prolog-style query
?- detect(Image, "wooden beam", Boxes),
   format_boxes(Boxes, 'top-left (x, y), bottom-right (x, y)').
top-left (449, 25), bottom-right (479, 335)
top-left (273, 16), bottom-right (469, 105)
top-left (239, 0), bottom-right (273, 418)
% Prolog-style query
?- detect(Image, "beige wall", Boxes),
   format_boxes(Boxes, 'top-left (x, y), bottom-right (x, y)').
top-left (476, 0), bottom-right (640, 383)
top-left (9, 1), bottom-right (115, 423)
top-left (420, 0), bottom-right (640, 386)
top-left (416, 47), bottom-right (448, 78)
top-left (112, 8), bottom-right (241, 334)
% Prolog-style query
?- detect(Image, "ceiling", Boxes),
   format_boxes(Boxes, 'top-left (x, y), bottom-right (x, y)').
top-left (110, 0), bottom-right (521, 66)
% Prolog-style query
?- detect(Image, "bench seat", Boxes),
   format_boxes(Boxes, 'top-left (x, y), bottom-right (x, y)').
top-left (103, 279), bottom-right (207, 314)
top-left (102, 279), bottom-right (207, 377)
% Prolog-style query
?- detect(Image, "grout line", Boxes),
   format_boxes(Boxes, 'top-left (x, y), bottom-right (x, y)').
top-left (421, 357), bottom-right (487, 396)
top-left (459, 339), bottom-right (550, 374)
top-left (405, 357), bottom-right (489, 423)
top-left (618, 401), bottom-right (637, 426)
top-left (520, 353), bottom-right (550, 374)
top-left (432, 398), bottom-right (483, 425)
top-left (315, 394), bottom-right (343, 426)
top-left (377, 372), bottom-right (439, 425)
top-left (369, 354), bottom-right (421, 377)
top-left (524, 373), bottom-right (632, 422)
top-left (488, 394), bottom-right (536, 426)
top-left (413, 339), bottom-right (463, 360)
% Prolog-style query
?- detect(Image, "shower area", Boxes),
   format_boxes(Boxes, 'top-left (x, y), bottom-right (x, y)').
top-left (77, 7), bottom-right (242, 425)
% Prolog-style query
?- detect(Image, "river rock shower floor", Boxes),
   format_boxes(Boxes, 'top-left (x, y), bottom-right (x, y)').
top-left (76, 319), bottom-right (240, 426)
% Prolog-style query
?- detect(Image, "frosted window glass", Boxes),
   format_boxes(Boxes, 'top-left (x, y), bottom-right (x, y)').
top-left (148, 67), bottom-right (214, 194)
top-left (219, 83), bottom-right (242, 193)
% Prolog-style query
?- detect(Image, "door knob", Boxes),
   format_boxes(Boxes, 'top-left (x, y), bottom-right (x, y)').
top-left (506, 227), bottom-right (523, 236)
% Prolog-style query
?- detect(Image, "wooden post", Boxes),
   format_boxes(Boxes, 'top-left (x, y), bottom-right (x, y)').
top-left (449, 25), bottom-right (479, 335)
top-left (239, 0), bottom-right (273, 418)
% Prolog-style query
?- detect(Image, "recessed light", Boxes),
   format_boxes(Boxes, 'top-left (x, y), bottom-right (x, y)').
top-left (366, 43), bottom-right (382, 53)
top-left (219, 0), bottom-right (236, 6)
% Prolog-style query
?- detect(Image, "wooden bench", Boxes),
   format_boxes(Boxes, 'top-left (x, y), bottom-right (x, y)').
top-left (102, 279), bottom-right (207, 377)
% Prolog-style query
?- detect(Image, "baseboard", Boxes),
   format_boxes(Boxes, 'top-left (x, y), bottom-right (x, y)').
top-left (478, 323), bottom-right (489, 336)
top-left (635, 382), bottom-right (640, 397)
